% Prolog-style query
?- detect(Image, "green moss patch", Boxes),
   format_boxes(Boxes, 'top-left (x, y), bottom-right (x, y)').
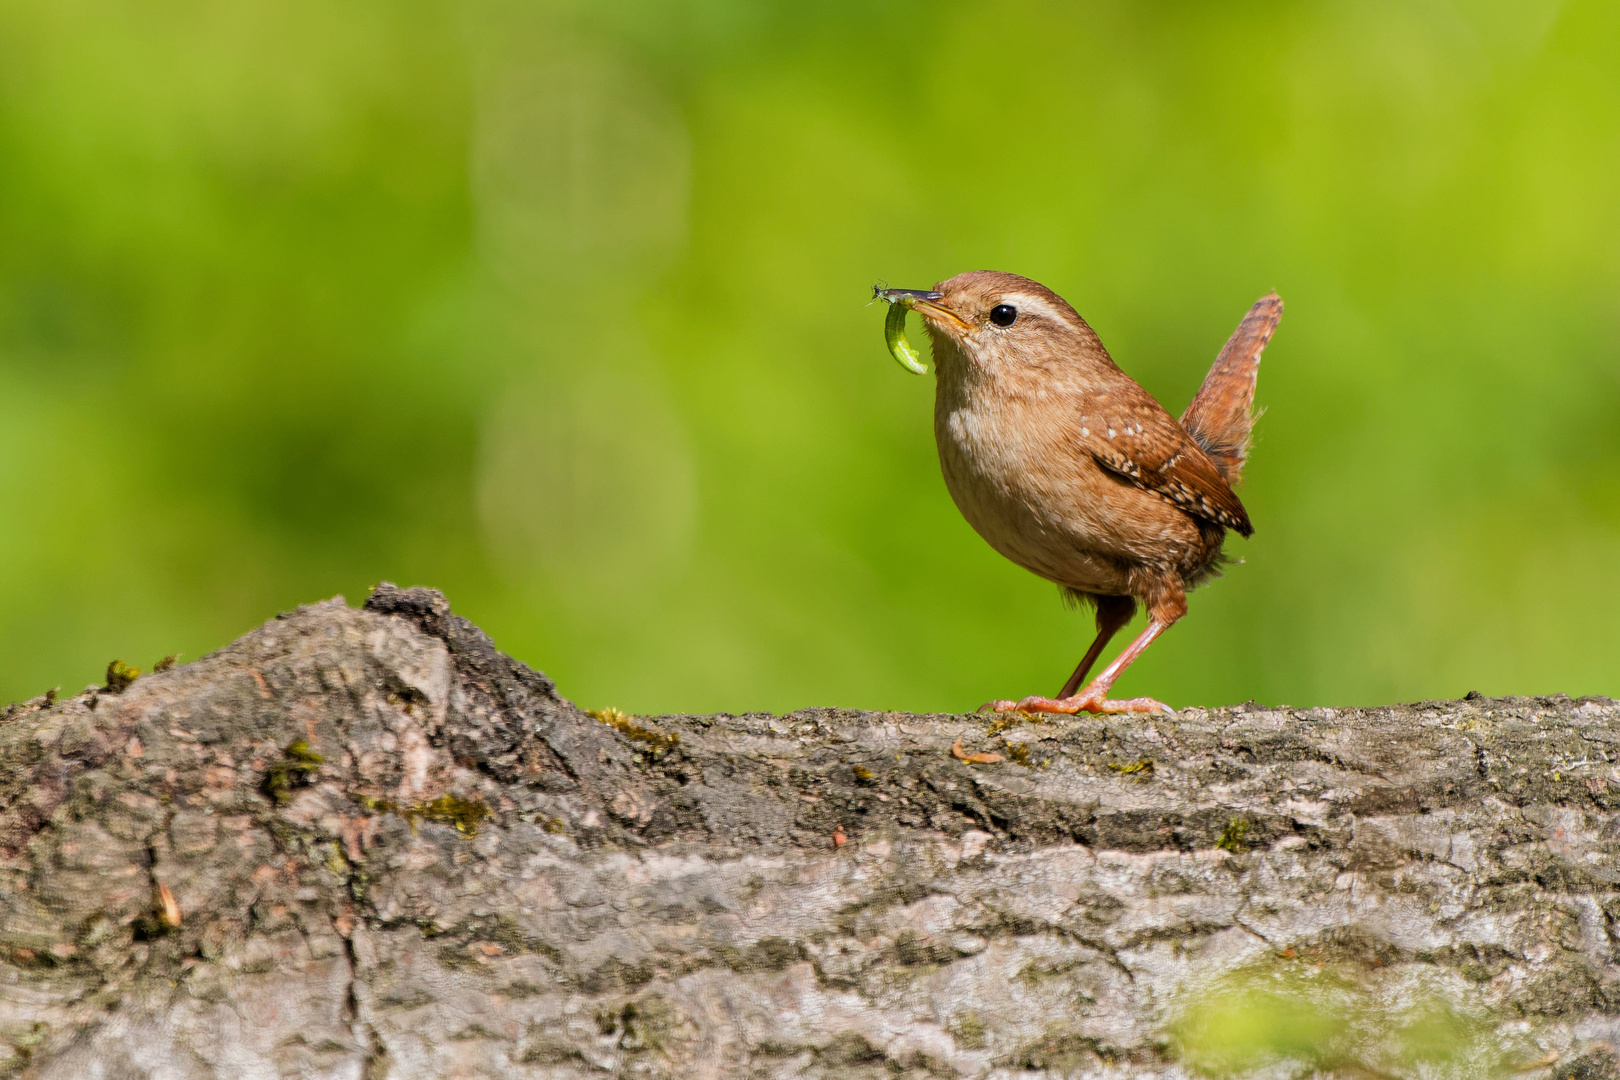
top-left (590, 707), bottom-right (679, 757)
top-left (262, 739), bottom-right (324, 804)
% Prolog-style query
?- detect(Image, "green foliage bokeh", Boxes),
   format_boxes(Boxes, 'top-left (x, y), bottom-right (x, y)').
top-left (1169, 960), bottom-right (1509, 1078)
top-left (1, 0), bottom-right (1616, 711)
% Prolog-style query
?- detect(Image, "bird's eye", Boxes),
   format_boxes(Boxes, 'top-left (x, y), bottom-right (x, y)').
top-left (990, 304), bottom-right (1017, 327)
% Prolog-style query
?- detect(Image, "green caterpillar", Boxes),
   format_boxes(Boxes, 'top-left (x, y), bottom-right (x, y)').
top-left (874, 285), bottom-right (936, 375)
top-left (884, 301), bottom-right (928, 374)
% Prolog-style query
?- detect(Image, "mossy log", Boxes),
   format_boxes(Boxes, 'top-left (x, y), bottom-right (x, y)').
top-left (1, 585), bottom-right (1618, 1079)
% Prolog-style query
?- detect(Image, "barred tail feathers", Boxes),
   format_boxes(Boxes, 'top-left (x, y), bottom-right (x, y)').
top-left (1180, 292), bottom-right (1282, 487)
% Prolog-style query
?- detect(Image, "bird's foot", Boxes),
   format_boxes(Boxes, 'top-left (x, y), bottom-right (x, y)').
top-left (988, 691), bottom-right (1173, 715)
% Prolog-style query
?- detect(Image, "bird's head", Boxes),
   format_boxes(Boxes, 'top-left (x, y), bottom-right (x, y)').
top-left (879, 271), bottom-right (1107, 383)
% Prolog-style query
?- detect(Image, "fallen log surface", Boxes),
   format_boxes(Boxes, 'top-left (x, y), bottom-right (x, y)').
top-left (1, 585), bottom-right (1618, 1079)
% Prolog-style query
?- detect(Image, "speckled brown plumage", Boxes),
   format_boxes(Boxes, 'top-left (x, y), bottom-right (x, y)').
top-left (903, 271), bottom-right (1281, 715)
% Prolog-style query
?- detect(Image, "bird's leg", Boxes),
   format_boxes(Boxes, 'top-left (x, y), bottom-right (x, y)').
top-left (1056, 594), bottom-right (1136, 699)
top-left (994, 589), bottom-right (1185, 715)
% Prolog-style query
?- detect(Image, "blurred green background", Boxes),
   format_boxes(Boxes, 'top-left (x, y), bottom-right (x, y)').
top-left (1, 0), bottom-right (1615, 714)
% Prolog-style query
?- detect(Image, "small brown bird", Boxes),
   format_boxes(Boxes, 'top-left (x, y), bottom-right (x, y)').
top-left (879, 272), bottom-right (1281, 715)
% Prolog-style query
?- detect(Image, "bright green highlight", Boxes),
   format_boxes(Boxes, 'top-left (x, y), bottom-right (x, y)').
top-left (1170, 960), bottom-right (1516, 1078)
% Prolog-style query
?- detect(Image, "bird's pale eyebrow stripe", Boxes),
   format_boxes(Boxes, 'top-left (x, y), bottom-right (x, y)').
top-left (998, 293), bottom-right (1061, 320)
top-left (992, 293), bottom-right (1085, 333)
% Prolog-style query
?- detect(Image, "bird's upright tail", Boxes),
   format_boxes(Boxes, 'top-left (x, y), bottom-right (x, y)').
top-left (1180, 292), bottom-right (1283, 487)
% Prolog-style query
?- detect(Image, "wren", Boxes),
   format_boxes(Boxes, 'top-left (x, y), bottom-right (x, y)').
top-left (878, 273), bottom-right (1281, 715)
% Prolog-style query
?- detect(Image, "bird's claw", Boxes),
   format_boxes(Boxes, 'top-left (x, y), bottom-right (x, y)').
top-left (990, 692), bottom-right (1173, 716)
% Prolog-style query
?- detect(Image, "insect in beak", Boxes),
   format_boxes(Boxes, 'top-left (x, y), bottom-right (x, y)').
top-left (874, 287), bottom-right (944, 305)
top-left (874, 286), bottom-right (962, 374)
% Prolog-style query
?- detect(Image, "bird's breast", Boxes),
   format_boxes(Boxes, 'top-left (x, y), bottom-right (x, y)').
top-left (933, 391), bottom-right (1133, 594)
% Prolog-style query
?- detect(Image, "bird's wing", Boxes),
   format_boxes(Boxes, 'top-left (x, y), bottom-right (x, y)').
top-left (1180, 292), bottom-right (1282, 486)
top-left (1078, 385), bottom-right (1254, 537)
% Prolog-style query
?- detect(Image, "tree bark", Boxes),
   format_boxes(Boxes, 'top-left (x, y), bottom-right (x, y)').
top-left (0, 585), bottom-right (1617, 1079)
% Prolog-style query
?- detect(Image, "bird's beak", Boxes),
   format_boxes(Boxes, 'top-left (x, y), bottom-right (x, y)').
top-left (875, 287), bottom-right (967, 331)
